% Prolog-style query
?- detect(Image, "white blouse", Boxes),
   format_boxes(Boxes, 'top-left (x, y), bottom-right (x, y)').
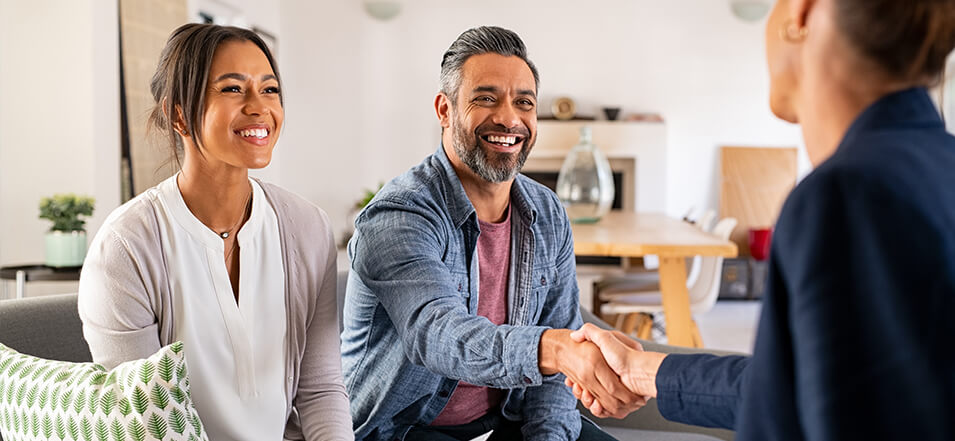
top-left (155, 175), bottom-right (287, 441)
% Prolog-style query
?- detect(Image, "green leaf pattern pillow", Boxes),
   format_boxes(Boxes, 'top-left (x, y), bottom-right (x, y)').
top-left (0, 342), bottom-right (208, 441)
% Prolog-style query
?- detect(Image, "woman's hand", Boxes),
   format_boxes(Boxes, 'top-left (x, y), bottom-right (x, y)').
top-left (563, 323), bottom-right (667, 418)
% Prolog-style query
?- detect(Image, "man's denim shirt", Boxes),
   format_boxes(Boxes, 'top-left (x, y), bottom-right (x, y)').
top-left (342, 146), bottom-right (583, 441)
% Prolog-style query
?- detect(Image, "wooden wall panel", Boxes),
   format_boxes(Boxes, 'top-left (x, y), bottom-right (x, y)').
top-left (120, 0), bottom-right (187, 199)
top-left (719, 146), bottom-right (797, 255)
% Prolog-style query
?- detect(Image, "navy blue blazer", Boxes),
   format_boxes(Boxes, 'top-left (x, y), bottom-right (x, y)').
top-left (654, 88), bottom-right (955, 440)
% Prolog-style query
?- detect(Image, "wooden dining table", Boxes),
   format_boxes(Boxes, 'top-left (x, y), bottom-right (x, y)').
top-left (571, 212), bottom-right (738, 347)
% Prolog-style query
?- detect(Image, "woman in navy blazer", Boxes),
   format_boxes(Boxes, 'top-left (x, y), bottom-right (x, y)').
top-left (568, 0), bottom-right (955, 439)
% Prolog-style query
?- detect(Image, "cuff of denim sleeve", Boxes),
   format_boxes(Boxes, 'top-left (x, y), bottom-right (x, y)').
top-left (504, 325), bottom-right (550, 388)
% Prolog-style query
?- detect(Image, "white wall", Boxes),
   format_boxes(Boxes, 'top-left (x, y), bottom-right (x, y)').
top-left (273, 0), bottom-right (808, 241)
top-left (0, 1), bottom-right (121, 272)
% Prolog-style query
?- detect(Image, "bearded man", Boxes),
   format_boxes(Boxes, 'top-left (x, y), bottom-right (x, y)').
top-left (341, 27), bottom-right (638, 441)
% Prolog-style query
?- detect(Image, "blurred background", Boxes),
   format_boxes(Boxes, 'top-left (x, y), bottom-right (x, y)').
top-left (0, 0), bottom-right (952, 302)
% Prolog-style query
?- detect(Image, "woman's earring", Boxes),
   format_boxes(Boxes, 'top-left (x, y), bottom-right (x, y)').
top-left (779, 18), bottom-right (808, 43)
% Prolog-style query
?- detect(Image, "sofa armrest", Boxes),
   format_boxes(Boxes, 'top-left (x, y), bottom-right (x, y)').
top-left (0, 293), bottom-right (91, 363)
top-left (578, 308), bottom-right (737, 441)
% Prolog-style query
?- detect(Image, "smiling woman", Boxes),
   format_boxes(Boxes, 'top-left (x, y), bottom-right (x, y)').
top-left (77, 23), bottom-right (353, 441)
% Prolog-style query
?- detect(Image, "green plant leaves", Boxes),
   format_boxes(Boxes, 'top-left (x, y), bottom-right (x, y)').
top-left (38, 193), bottom-right (95, 232)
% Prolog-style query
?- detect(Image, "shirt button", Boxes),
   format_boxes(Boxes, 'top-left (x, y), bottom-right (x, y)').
top-left (438, 390), bottom-right (449, 398)
top-left (523, 376), bottom-right (532, 385)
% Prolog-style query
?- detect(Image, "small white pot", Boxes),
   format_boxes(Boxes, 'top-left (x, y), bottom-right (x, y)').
top-left (45, 230), bottom-right (87, 267)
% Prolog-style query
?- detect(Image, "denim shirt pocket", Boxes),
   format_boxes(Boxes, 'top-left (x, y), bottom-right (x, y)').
top-left (526, 264), bottom-right (557, 325)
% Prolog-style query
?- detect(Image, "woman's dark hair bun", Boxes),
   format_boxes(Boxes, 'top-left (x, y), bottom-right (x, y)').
top-left (836, 0), bottom-right (955, 85)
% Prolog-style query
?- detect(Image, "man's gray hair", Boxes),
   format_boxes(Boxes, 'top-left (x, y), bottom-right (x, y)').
top-left (440, 26), bottom-right (540, 103)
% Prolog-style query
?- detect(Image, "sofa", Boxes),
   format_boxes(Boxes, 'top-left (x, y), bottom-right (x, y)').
top-left (0, 282), bottom-right (735, 441)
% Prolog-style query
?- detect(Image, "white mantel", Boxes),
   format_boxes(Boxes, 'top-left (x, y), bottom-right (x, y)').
top-left (525, 120), bottom-right (668, 213)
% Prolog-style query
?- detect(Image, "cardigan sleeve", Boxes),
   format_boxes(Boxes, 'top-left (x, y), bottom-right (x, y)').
top-left (293, 214), bottom-right (354, 441)
top-left (77, 226), bottom-right (163, 369)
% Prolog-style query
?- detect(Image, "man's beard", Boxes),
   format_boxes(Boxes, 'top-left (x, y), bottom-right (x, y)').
top-left (451, 116), bottom-right (533, 183)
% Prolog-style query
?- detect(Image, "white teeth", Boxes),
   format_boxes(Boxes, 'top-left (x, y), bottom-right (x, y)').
top-left (239, 128), bottom-right (268, 139)
top-left (487, 135), bottom-right (519, 146)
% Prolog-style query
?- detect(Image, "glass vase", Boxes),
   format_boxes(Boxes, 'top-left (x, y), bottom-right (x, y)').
top-left (556, 126), bottom-right (615, 223)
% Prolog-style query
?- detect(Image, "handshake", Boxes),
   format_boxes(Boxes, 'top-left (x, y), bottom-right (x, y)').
top-left (539, 323), bottom-right (669, 419)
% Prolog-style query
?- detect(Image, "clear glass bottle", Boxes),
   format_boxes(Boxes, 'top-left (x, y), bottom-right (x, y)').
top-left (556, 126), bottom-right (615, 223)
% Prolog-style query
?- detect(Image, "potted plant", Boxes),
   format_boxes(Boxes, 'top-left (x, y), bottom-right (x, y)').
top-left (39, 194), bottom-right (95, 267)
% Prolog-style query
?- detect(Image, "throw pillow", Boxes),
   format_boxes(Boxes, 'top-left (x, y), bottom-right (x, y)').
top-left (0, 342), bottom-right (208, 441)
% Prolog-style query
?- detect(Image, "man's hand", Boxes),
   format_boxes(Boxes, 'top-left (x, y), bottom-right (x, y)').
top-left (563, 323), bottom-right (667, 418)
top-left (539, 329), bottom-right (644, 418)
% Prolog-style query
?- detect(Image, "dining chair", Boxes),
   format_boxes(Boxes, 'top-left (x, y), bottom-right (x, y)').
top-left (598, 217), bottom-right (738, 346)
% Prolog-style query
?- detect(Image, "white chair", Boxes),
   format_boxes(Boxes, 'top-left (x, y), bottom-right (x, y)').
top-left (599, 217), bottom-right (738, 345)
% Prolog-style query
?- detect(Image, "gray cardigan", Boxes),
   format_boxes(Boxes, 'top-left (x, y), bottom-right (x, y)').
top-left (77, 179), bottom-right (353, 440)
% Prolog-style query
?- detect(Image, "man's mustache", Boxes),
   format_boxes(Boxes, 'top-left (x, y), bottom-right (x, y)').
top-left (475, 124), bottom-right (531, 139)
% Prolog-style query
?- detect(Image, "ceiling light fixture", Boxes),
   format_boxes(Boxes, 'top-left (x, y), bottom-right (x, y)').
top-left (730, 0), bottom-right (771, 22)
top-left (363, 0), bottom-right (402, 21)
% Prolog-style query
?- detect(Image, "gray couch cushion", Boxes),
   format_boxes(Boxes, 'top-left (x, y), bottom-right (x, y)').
top-left (602, 427), bottom-right (723, 441)
top-left (0, 293), bottom-right (91, 363)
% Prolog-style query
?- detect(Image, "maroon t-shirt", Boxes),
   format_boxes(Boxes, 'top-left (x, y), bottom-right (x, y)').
top-left (431, 207), bottom-right (512, 426)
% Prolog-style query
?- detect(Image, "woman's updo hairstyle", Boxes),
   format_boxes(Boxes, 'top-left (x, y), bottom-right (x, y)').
top-left (147, 23), bottom-right (281, 163)
top-left (835, 0), bottom-right (955, 86)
